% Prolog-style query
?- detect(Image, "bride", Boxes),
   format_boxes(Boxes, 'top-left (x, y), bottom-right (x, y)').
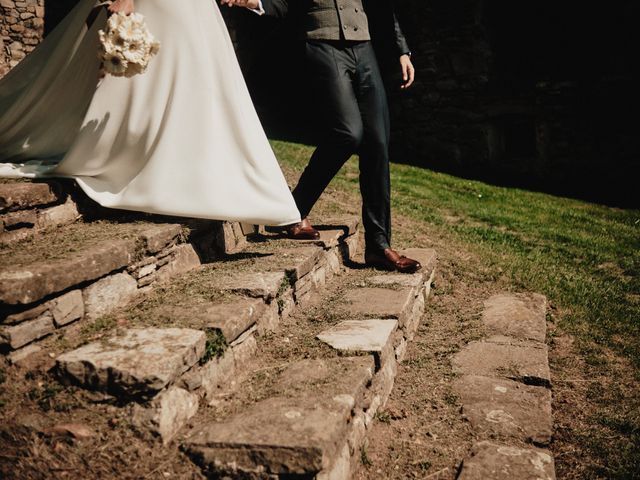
top-left (0, 0), bottom-right (301, 227)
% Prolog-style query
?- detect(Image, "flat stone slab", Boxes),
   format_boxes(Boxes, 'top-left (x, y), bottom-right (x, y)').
top-left (277, 246), bottom-right (324, 281)
top-left (216, 271), bottom-right (285, 300)
top-left (317, 319), bottom-right (398, 354)
top-left (0, 182), bottom-right (61, 212)
top-left (453, 375), bottom-right (553, 445)
top-left (339, 287), bottom-right (415, 325)
top-left (400, 248), bottom-right (437, 281)
top-left (184, 357), bottom-right (374, 476)
top-left (459, 441), bottom-right (555, 480)
top-left (368, 273), bottom-right (423, 289)
top-left (0, 239), bottom-right (138, 305)
top-left (453, 339), bottom-right (551, 387)
top-left (483, 293), bottom-right (548, 342)
top-left (56, 328), bottom-right (206, 397)
top-left (205, 298), bottom-right (266, 343)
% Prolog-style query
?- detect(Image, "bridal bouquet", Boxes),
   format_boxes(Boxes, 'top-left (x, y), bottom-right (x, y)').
top-left (98, 12), bottom-right (160, 77)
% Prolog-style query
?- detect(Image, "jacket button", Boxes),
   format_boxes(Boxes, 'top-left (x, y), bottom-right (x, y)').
top-left (355, 8), bottom-right (359, 12)
top-left (354, 26), bottom-right (358, 31)
top-left (343, 25), bottom-right (348, 30)
top-left (339, 5), bottom-right (344, 10)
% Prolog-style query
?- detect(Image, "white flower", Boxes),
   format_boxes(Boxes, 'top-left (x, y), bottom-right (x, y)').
top-left (102, 51), bottom-right (128, 76)
top-left (122, 39), bottom-right (147, 64)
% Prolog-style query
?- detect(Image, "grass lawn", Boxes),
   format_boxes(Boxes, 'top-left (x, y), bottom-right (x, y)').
top-left (272, 139), bottom-right (640, 479)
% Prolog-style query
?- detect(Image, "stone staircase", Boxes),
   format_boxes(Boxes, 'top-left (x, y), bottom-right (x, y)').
top-left (0, 179), bottom-right (251, 363)
top-left (0, 178), bottom-right (441, 479)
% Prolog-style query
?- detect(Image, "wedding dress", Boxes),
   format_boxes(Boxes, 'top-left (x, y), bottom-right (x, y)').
top-left (0, 0), bottom-right (301, 226)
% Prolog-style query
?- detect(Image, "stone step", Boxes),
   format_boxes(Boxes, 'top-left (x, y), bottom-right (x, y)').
top-left (182, 248), bottom-right (437, 478)
top-left (50, 218), bottom-right (362, 444)
top-left (454, 292), bottom-right (556, 479)
top-left (0, 180), bottom-right (79, 244)
top-left (0, 180), bottom-right (65, 213)
top-left (0, 218), bottom-right (234, 356)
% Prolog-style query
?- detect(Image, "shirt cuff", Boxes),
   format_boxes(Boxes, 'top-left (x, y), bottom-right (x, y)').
top-left (250, 0), bottom-right (265, 15)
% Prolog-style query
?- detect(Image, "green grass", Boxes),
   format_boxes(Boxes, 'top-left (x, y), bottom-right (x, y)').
top-left (272, 140), bottom-right (640, 370)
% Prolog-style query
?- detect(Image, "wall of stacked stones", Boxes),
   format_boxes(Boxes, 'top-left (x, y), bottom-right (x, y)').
top-left (0, 0), bottom-right (44, 77)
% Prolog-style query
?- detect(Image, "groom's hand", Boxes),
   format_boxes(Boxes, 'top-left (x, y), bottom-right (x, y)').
top-left (400, 54), bottom-right (415, 90)
top-left (220, 0), bottom-right (260, 8)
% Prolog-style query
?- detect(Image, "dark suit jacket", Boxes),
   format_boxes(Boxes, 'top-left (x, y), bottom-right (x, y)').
top-left (261, 0), bottom-right (410, 59)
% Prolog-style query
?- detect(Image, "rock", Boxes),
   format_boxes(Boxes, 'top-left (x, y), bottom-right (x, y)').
top-left (83, 272), bottom-right (137, 320)
top-left (217, 271), bottom-right (286, 300)
top-left (483, 293), bottom-right (548, 343)
top-left (50, 289), bottom-right (84, 327)
top-left (55, 328), bottom-right (206, 397)
top-left (2, 302), bottom-right (48, 325)
top-left (400, 248), bottom-right (438, 283)
top-left (155, 244), bottom-right (201, 282)
top-left (452, 339), bottom-right (551, 387)
top-left (368, 273), bottom-right (423, 289)
top-left (340, 288), bottom-right (415, 327)
top-left (198, 349), bottom-right (235, 399)
top-left (132, 387), bottom-right (199, 444)
top-left (184, 357), bottom-right (374, 476)
top-left (279, 246), bottom-right (323, 281)
top-left (37, 199), bottom-right (79, 230)
top-left (0, 239), bottom-right (137, 305)
top-left (45, 423), bottom-right (95, 441)
top-left (8, 344), bottom-right (42, 365)
top-left (458, 441), bottom-right (555, 480)
top-left (204, 298), bottom-right (265, 343)
top-left (231, 332), bottom-right (257, 372)
top-left (453, 375), bottom-right (553, 445)
top-left (317, 319), bottom-right (398, 366)
top-left (0, 312), bottom-right (54, 349)
top-left (0, 182), bottom-right (60, 213)
top-left (140, 224), bottom-right (182, 254)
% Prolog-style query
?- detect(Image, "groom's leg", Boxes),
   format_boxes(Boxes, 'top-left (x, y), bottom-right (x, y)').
top-left (353, 42), bottom-right (392, 252)
top-left (292, 41), bottom-right (364, 218)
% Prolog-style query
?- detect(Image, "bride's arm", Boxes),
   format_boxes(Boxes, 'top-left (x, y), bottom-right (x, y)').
top-left (108, 0), bottom-right (135, 14)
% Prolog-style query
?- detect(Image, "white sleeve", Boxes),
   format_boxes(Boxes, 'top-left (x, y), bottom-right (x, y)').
top-left (250, 0), bottom-right (265, 15)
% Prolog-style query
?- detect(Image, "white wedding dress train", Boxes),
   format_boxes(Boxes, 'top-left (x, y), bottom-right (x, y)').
top-left (0, 0), bottom-right (301, 226)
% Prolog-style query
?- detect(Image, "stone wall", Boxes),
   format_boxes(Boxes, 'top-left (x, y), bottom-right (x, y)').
top-left (0, 0), bottom-right (45, 77)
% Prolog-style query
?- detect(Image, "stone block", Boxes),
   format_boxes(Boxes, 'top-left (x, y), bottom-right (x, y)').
top-left (204, 298), bottom-right (265, 343)
top-left (231, 333), bottom-right (257, 372)
top-left (155, 244), bottom-right (201, 282)
top-left (140, 224), bottom-right (182, 254)
top-left (458, 441), bottom-right (555, 480)
top-left (184, 357), bottom-right (374, 477)
top-left (452, 339), bottom-right (551, 387)
top-left (0, 182), bottom-right (59, 212)
top-left (198, 349), bottom-right (236, 399)
top-left (8, 343), bottom-right (42, 365)
top-left (483, 293), bottom-right (548, 343)
top-left (340, 287), bottom-right (414, 326)
top-left (0, 312), bottom-right (54, 349)
top-left (317, 319), bottom-right (398, 367)
top-left (368, 273), bottom-right (423, 289)
top-left (83, 272), bottom-right (137, 321)
top-left (0, 239), bottom-right (137, 305)
top-left (1, 209), bottom-right (37, 229)
top-left (278, 246), bottom-right (323, 281)
top-left (37, 198), bottom-right (79, 229)
top-left (50, 289), bottom-right (83, 327)
top-left (453, 375), bottom-right (553, 445)
top-left (55, 328), bottom-right (206, 397)
top-left (400, 248), bottom-right (437, 283)
top-left (217, 271), bottom-right (285, 300)
top-left (2, 302), bottom-right (47, 325)
top-left (131, 386), bottom-right (199, 444)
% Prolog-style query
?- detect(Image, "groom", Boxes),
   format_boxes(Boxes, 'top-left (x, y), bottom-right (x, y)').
top-left (222, 0), bottom-right (421, 273)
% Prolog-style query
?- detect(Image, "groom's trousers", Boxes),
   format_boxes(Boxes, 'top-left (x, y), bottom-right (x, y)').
top-left (292, 40), bottom-right (392, 252)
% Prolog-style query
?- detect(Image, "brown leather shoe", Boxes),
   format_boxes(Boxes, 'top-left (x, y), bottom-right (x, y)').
top-left (285, 217), bottom-right (320, 240)
top-left (365, 248), bottom-right (422, 274)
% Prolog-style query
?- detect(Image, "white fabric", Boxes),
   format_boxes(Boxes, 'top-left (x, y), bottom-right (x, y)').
top-left (0, 0), bottom-right (300, 226)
